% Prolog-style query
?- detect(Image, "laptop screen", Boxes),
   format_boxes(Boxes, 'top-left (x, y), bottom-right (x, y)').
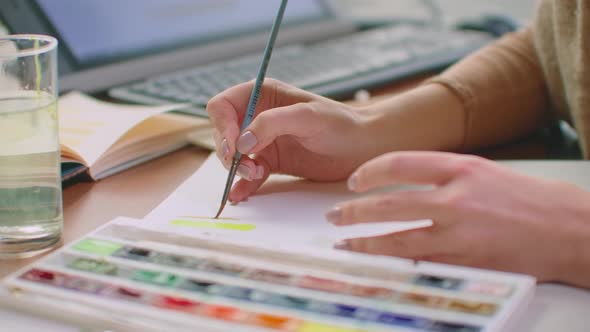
top-left (36, 0), bottom-right (328, 66)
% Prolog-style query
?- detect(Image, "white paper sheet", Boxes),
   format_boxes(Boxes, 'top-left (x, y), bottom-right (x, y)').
top-left (145, 153), bottom-right (431, 252)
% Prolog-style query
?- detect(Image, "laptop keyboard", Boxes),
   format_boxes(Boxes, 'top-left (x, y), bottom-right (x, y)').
top-left (109, 24), bottom-right (494, 117)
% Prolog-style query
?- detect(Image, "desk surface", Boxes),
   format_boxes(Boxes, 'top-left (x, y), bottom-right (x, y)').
top-left (1, 79), bottom-right (587, 331)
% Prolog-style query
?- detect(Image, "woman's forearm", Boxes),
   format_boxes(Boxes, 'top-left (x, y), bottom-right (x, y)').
top-left (359, 27), bottom-right (553, 154)
top-left (359, 83), bottom-right (466, 155)
top-left (565, 233), bottom-right (590, 289)
top-left (557, 195), bottom-right (590, 288)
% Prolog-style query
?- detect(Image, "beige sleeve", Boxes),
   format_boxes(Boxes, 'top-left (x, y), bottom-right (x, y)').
top-left (426, 27), bottom-right (553, 151)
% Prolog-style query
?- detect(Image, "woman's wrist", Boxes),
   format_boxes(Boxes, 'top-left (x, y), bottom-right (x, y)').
top-left (358, 83), bottom-right (466, 154)
top-left (556, 196), bottom-right (590, 288)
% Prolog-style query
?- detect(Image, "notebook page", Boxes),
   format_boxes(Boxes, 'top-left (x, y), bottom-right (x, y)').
top-left (58, 92), bottom-right (190, 167)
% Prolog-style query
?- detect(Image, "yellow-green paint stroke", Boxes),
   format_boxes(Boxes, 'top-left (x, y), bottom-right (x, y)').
top-left (170, 219), bottom-right (256, 231)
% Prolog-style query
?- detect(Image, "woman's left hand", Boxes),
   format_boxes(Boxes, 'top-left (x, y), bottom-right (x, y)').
top-left (326, 151), bottom-right (590, 287)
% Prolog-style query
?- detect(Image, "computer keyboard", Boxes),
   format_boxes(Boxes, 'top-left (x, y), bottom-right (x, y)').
top-left (109, 23), bottom-right (494, 117)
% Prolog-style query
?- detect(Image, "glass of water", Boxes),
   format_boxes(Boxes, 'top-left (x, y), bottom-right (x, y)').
top-left (0, 34), bottom-right (62, 258)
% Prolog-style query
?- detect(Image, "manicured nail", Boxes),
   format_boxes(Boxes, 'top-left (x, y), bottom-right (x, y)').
top-left (221, 139), bottom-right (230, 160)
top-left (326, 206), bottom-right (343, 225)
top-left (237, 131), bottom-right (257, 154)
top-left (254, 165), bottom-right (264, 180)
top-left (347, 173), bottom-right (358, 191)
top-left (334, 240), bottom-right (351, 250)
top-left (237, 164), bottom-right (252, 180)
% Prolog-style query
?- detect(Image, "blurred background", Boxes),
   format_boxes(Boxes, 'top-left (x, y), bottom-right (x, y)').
top-left (0, 0), bottom-right (541, 106)
top-left (0, 0), bottom-right (538, 35)
top-left (326, 0), bottom-right (536, 25)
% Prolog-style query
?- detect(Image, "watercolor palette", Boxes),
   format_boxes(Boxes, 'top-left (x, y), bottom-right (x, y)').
top-left (1, 217), bottom-right (534, 332)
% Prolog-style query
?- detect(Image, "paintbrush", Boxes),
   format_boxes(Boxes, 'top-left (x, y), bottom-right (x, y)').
top-left (214, 0), bottom-right (288, 219)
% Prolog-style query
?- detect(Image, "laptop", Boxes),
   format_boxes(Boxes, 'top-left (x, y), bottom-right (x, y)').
top-left (1, 0), bottom-right (494, 116)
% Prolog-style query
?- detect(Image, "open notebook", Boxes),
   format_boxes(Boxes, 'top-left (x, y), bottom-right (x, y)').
top-left (58, 92), bottom-right (211, 182)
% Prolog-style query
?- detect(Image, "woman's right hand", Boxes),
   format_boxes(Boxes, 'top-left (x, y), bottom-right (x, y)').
top-left (206, 79), bottom-right (377, 203)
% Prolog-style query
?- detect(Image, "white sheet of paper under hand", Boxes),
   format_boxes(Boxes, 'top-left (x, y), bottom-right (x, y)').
top-left (145, 153), bottom-right (432, 254)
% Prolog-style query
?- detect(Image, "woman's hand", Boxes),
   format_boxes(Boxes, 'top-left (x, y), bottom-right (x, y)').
top-left (327, 151), bottom-right (590, 288)
top-left (207, 79), bottom-right (379, 203)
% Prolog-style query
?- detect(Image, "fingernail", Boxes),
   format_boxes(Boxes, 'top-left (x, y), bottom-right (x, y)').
top-left (334, 240), bottom-right (351, 250)
top-left (237, 164), bottom-right (252, 180)
top-left (254, 165), bottom-right (264, 180)
top-left (325, 206), bottom-right (343, 225)
top-left (347, 173), bottom-right (358, 191)
top-left (221, 139), bottom-right (230, 159)
top-left (237, 131), bottom-right (257, 154)
top-left (229, 192), bottom-right (243, 205)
